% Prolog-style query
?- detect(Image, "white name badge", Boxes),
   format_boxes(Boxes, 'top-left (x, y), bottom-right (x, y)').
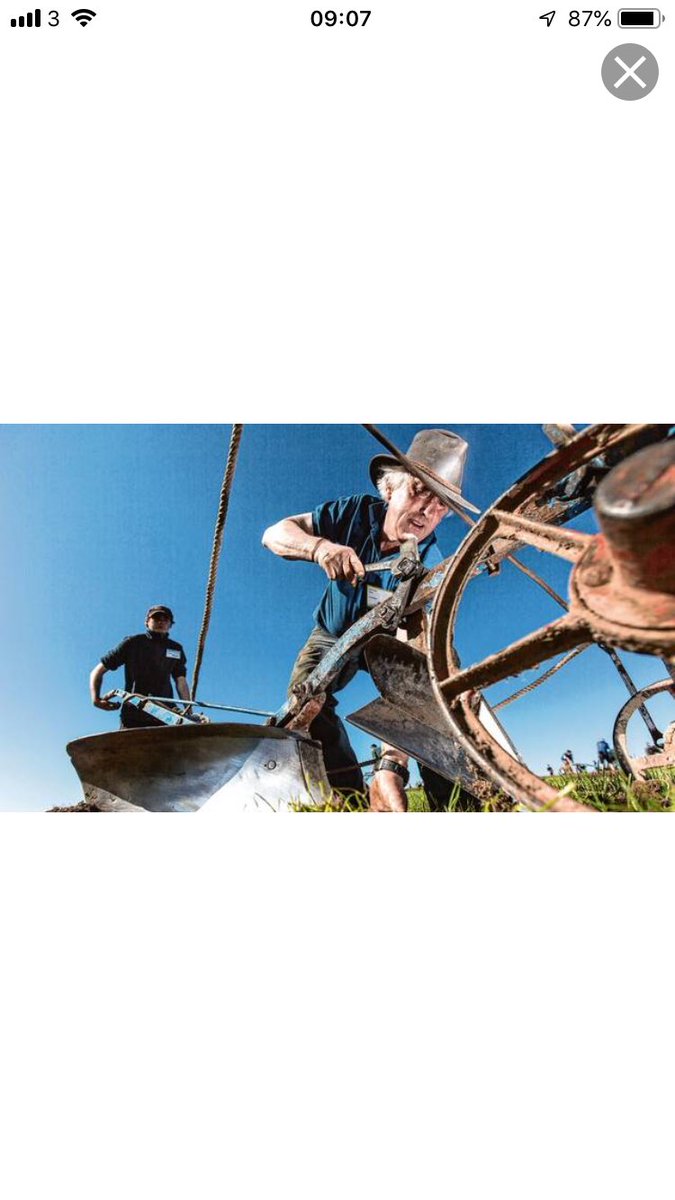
top-left (166, 648), bottom-right (181, 659)
top-left (366, 585), bottom-right (391, 609)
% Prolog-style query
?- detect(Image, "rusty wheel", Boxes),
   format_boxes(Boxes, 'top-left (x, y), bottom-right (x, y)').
top-left (427, 425), bottom-right (675, 811)
top-left (612, 678), bottom-right (675, 780)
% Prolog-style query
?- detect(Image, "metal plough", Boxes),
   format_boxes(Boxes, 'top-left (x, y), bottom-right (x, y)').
top-left (66, 423), bottom-right (675, 812)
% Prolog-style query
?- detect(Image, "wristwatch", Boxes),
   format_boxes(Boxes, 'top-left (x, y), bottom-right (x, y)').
top-left (376, 758), bottom-right (410, 785)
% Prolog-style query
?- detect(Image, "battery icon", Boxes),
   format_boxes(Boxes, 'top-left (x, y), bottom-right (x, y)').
top-left (618, 8), bottom-right (662, 26)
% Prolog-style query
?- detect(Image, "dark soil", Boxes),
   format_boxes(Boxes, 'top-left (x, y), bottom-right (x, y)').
top-left (47, 801), bottom-right (106, 812)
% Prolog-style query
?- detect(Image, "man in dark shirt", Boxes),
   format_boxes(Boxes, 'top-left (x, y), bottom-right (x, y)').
top-left (89, 605), bottom-right (191, 728)
top-left (262, 429), bottom-right (478, 811)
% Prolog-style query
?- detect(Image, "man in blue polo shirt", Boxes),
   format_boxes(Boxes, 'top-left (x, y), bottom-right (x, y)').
top-left (262, 429), bottom-right (479, 811)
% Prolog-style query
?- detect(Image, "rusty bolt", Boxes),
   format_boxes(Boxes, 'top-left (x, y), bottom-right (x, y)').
top-left (581, 562), bottom-right (612, 588)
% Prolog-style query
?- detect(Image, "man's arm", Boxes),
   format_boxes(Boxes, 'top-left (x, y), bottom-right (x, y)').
top-left (89, 662), bottom-right (120, 711)
top-left (262, 512), bottom-right (320, 560)
top-left (262, 511), bottom-right (365, 584)
top-left (175, 676), bottom-right (191, 703)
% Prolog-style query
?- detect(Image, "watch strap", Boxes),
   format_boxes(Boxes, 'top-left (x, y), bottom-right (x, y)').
top-left (377, 758), bottom-right (410, 785)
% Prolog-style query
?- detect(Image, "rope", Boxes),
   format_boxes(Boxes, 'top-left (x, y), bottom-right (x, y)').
top-left (504, 555), bottom-right (568, 611)
top-left (492, 645), bottom-right (589, 711)
top-left (191, 425), bottom-right (244, 698)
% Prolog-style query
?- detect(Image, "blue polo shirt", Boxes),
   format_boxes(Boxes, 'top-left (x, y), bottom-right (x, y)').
top-left (311, 494), bottom-right (443, 637)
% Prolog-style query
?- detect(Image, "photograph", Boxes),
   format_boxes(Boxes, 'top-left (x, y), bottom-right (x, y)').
top-left (3, 421), bottom-right (673, 814)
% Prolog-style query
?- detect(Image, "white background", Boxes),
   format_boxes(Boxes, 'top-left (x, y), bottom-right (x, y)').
top-left (1, 3), bottom-right (673, 1198)
top-left (0, 1), bottom-right (671, 415)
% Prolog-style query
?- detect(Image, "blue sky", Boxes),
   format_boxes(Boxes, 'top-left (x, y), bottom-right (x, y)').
top-left (1, 423), bottom-right (672, 811)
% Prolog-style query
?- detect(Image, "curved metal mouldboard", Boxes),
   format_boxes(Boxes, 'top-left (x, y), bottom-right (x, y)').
top-left (66, 722), bottom-right (332, 812)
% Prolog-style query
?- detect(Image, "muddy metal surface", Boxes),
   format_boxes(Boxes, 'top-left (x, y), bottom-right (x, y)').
top-left (429, 428), bottom-right (675, 810)
top-left (613, 681), bottom-right (675, 780)
top-left (348, 635), bottom-right (521, 795)
top-left (66, 723), bottom-right (331, 812)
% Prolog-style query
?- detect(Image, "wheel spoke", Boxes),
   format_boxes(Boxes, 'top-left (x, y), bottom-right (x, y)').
top-left (438, 614), bottom-right (590, 698)
top-left (491, 509), bottom-right (593, 561)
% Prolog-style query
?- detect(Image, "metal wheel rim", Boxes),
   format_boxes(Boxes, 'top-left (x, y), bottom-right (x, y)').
top-left (427, 424), bottom-right (667, 811)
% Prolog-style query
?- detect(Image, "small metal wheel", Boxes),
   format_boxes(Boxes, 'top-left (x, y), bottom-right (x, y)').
top-left (612, 679), bottom-right (675, 780)
top-left (427, 425), bottom-right (675, 812)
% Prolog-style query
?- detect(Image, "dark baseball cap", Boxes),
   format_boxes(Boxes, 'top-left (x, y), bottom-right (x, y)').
top-left (146, 605), bottom-right (174, 622)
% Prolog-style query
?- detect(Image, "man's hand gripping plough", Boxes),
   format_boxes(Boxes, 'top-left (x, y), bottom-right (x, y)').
top-left (270, 537), bottom-right (426, 734)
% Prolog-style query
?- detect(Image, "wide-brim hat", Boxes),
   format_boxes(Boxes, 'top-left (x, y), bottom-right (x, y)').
top-left (369, 429), bottom-right (480, 515)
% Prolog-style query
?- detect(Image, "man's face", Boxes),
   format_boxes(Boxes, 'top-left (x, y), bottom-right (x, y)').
top-left (146, 612), bottom-right (172, 633)
top-left (382, 477), bottom-right (449, 544)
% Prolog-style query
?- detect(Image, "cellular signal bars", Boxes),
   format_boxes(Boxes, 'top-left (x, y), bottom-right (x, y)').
top-left (10, 8), bottom-right (41, 24)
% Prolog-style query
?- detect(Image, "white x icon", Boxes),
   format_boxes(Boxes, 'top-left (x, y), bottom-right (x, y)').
top-left (614, 55), bottom-right (647, 89)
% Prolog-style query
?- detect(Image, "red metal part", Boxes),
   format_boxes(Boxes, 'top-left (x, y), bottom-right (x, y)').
top-left (593, 439), bottom-right (675, 594)
top-left (428, 425), bottom-right (675, 811)
top-left (570, 442), bottom-right (675, 649)
top-left (490, 510), bottom-right (592, 561)
top-left (570, 538), bottom-right (675, 648)
top-left (438, 614), bottom-right (590, 699)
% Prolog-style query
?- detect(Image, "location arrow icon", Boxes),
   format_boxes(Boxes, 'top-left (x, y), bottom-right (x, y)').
top-left (539, 10), bottom-right (556, 26)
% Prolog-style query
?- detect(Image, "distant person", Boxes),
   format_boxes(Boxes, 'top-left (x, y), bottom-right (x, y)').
top-left (561, 749), bottom-right (575, 774)
top-left (546, 765), bottom-right (554, 776)
top-left (596, 738), bottom-right (613, 769)
top-left (89, 605), bottom-right (191, 728)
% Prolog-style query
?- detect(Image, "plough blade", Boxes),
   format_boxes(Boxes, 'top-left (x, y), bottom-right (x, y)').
top-left (349, 696), bottom-right (485, 791)
top-left (348, 635), bottom-right (522, 795)
top-left (66, 723), bottom-right (331, 812)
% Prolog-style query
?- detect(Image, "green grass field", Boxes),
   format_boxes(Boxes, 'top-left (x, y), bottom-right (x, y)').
top-left (542, 767), bottom-right (675, 812)
top-left (301, 767), bottom-right (675, 812)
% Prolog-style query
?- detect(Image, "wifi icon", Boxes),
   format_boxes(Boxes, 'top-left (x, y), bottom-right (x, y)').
top-left (71, 8), bottom-right (96, 24)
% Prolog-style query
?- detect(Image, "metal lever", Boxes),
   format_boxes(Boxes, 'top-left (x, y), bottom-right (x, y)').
top-left (365, 536), bottom-right (423, 580)
top-left (272, 569), bottom-right (424, 729)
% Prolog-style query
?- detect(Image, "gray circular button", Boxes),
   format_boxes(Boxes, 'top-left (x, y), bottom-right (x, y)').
top-left (602, 43), bottom-right (659, 100)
